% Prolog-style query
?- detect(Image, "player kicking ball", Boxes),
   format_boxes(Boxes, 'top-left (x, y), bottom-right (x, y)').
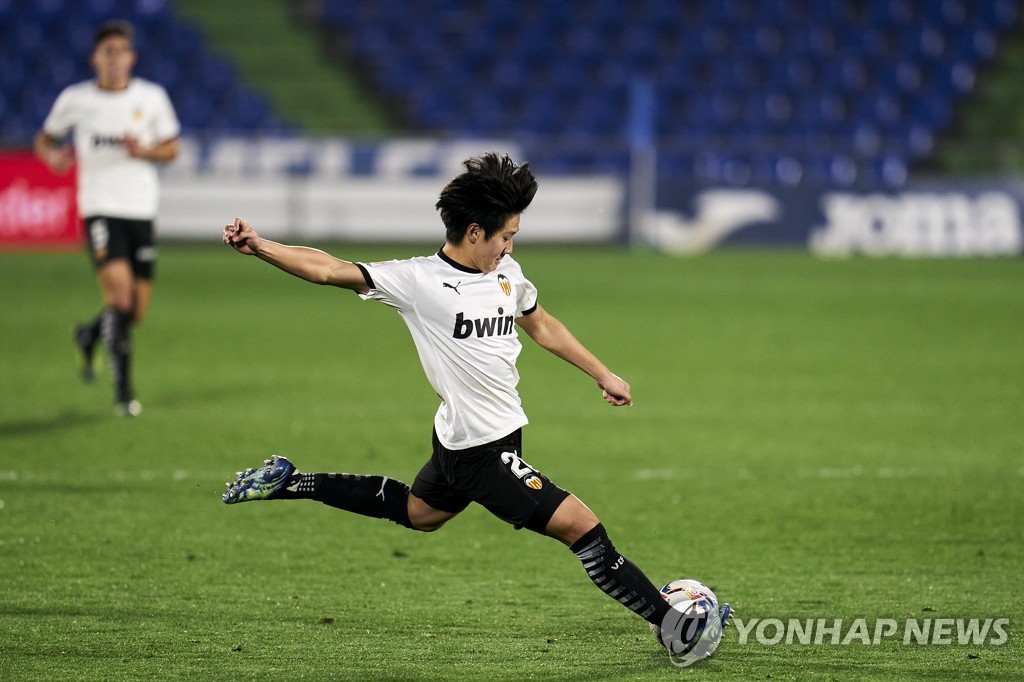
top-left (221, 152), bottom-right (730, 653)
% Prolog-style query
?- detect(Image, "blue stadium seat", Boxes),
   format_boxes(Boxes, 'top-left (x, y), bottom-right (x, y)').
top-left (980, 0), bottom-right (1019, 29)
top-left (6, 0), bottom-right (1011, 185)
top-left (0, 0), bottom-right (284, 146)
top-left (866, 155), bottom-right (909, 187)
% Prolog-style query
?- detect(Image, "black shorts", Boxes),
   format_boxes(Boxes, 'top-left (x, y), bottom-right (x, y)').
top-left (411, 429), bottom-right (570, 534)
top-left (84, 216), bottom-right (156, 279)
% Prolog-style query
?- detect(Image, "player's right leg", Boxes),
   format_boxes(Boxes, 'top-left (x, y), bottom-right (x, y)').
top-left (406, 493), bottom-right (458, 531)
top-left (83, 216), bottom-right (139, 415)
top-left (74, 263), bottom-right (146, 385)
top-left (75, 218), bottom-right (109, 383)
top-left (222, 455), bottom-right (460, 532)
top-left (74, 316), bottom-right (102, 383)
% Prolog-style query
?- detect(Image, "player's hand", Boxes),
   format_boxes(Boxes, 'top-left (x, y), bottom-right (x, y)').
top-left (123, 135), bottom-right (179, 164)
top-left (45, 146), bottom-right (75, 175)
top-left (223, 217), bottom-right (262, 255)
top-left (598, 373), bottom-right (633, 407)
top-left (123, 134), bottom-right (149, 159)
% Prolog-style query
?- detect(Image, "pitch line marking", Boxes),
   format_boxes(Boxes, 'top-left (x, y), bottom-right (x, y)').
top-left (633, 467), bottom-right (952, 481)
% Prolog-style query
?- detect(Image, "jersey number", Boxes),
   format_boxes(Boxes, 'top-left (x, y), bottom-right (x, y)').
top-left (501, 451), bottom-right (534, 479)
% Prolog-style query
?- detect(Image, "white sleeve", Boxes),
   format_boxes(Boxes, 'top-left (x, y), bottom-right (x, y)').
top-left (357, 258), bottom-right (418, 311)
top-left (514, 265), bottom-right (538, 316)
top-left (41, 87), bottom-right (76, 139)
top-left (151, 86), bottom-right (181, 142)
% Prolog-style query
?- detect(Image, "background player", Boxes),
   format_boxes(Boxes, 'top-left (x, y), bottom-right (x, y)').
top-left (34, 20), bottom-right (180, 416)
top-left (221, 153), bottom-right (729, 646)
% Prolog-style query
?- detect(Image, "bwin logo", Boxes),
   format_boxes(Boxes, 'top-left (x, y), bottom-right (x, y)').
top-left (453, 309), bottom-right (515, 339)
top-left (92, 134), bottom-right (124, 148)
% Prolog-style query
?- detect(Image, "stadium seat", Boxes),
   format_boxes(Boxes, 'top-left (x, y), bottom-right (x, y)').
top-left (4, 0), bottom-right (1015, 186)
top-left (317, 0), bottom-right (1015, 186)
top-left (0, 0), bottom-right (284, 147)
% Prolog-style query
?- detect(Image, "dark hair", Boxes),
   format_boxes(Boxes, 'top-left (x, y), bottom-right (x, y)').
top-left (436, 152), bottom-right (538, 244)
top-left (94, 20), bottom-right (134, 49)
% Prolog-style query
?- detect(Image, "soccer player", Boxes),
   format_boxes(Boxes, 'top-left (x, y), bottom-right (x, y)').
top-left (221, 153), bottom-right (730, 647)
top-left (34, 20), bottom-right (181, 416)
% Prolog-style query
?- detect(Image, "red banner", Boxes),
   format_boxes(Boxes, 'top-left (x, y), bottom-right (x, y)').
top-left (0, 152), bottom-right (80, 250)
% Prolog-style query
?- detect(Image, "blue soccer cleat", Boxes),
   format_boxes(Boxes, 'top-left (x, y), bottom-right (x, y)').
top-left (222, 455), bottom-right (295, 504)
top-left (719, 603), bottom-right (734, 629)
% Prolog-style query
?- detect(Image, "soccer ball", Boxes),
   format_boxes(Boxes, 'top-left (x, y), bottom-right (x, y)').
top-left (650, 579), bottom-right (724, 665)
top-left (657, 578), bottom-right (719, 612)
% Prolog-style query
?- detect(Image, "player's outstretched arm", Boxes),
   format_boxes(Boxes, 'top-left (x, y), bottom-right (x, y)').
top-left (517, 304), bottom-right (633, 407)
top-left (222, 217), bottom-right (369, 293)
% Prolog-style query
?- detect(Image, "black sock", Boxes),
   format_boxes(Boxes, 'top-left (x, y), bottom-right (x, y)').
top-left (278, 472), bottom-right (415, 529)
top-left (569, 523), bottom-right (670, 627)
top-left (85, 313), bottom-right (102, 347)
top-left (76, 313), bottom-right (103, 366)
top-left (101, 307), bottom-right (133, 402)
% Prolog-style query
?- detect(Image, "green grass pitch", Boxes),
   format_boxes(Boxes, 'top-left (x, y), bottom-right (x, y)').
top-left (1, 245), bottom-right (1021, 680)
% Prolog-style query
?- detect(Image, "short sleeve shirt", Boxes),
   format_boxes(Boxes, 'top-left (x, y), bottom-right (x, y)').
top-left (42, 78), bottom-right (180, 219)
top-left (358, 251), bottom-right (538, 450)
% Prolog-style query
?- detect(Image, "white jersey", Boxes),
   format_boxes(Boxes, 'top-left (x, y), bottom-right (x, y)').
top-left (42, 78), bottom-right (180, 219)
top-left (359, 251), bottom-right (539, 450)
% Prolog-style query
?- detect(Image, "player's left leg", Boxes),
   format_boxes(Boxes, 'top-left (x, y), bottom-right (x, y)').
top-left (542, 493), bottom-right (598, 546)
top-left (129, 221), bottom-right (156, 324)
top-left (449, 435), bottom-right (675, 628)
top-left (545, 495), bottom-right (733, 646)
top-left (81, 260), bottom-right (153, 346)
top-left (544, 495), bottom-right (671, 626)
top-left (132, 278), bottom-right (153, 324)
top-left (97, 258), bottom-right (138, 415)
